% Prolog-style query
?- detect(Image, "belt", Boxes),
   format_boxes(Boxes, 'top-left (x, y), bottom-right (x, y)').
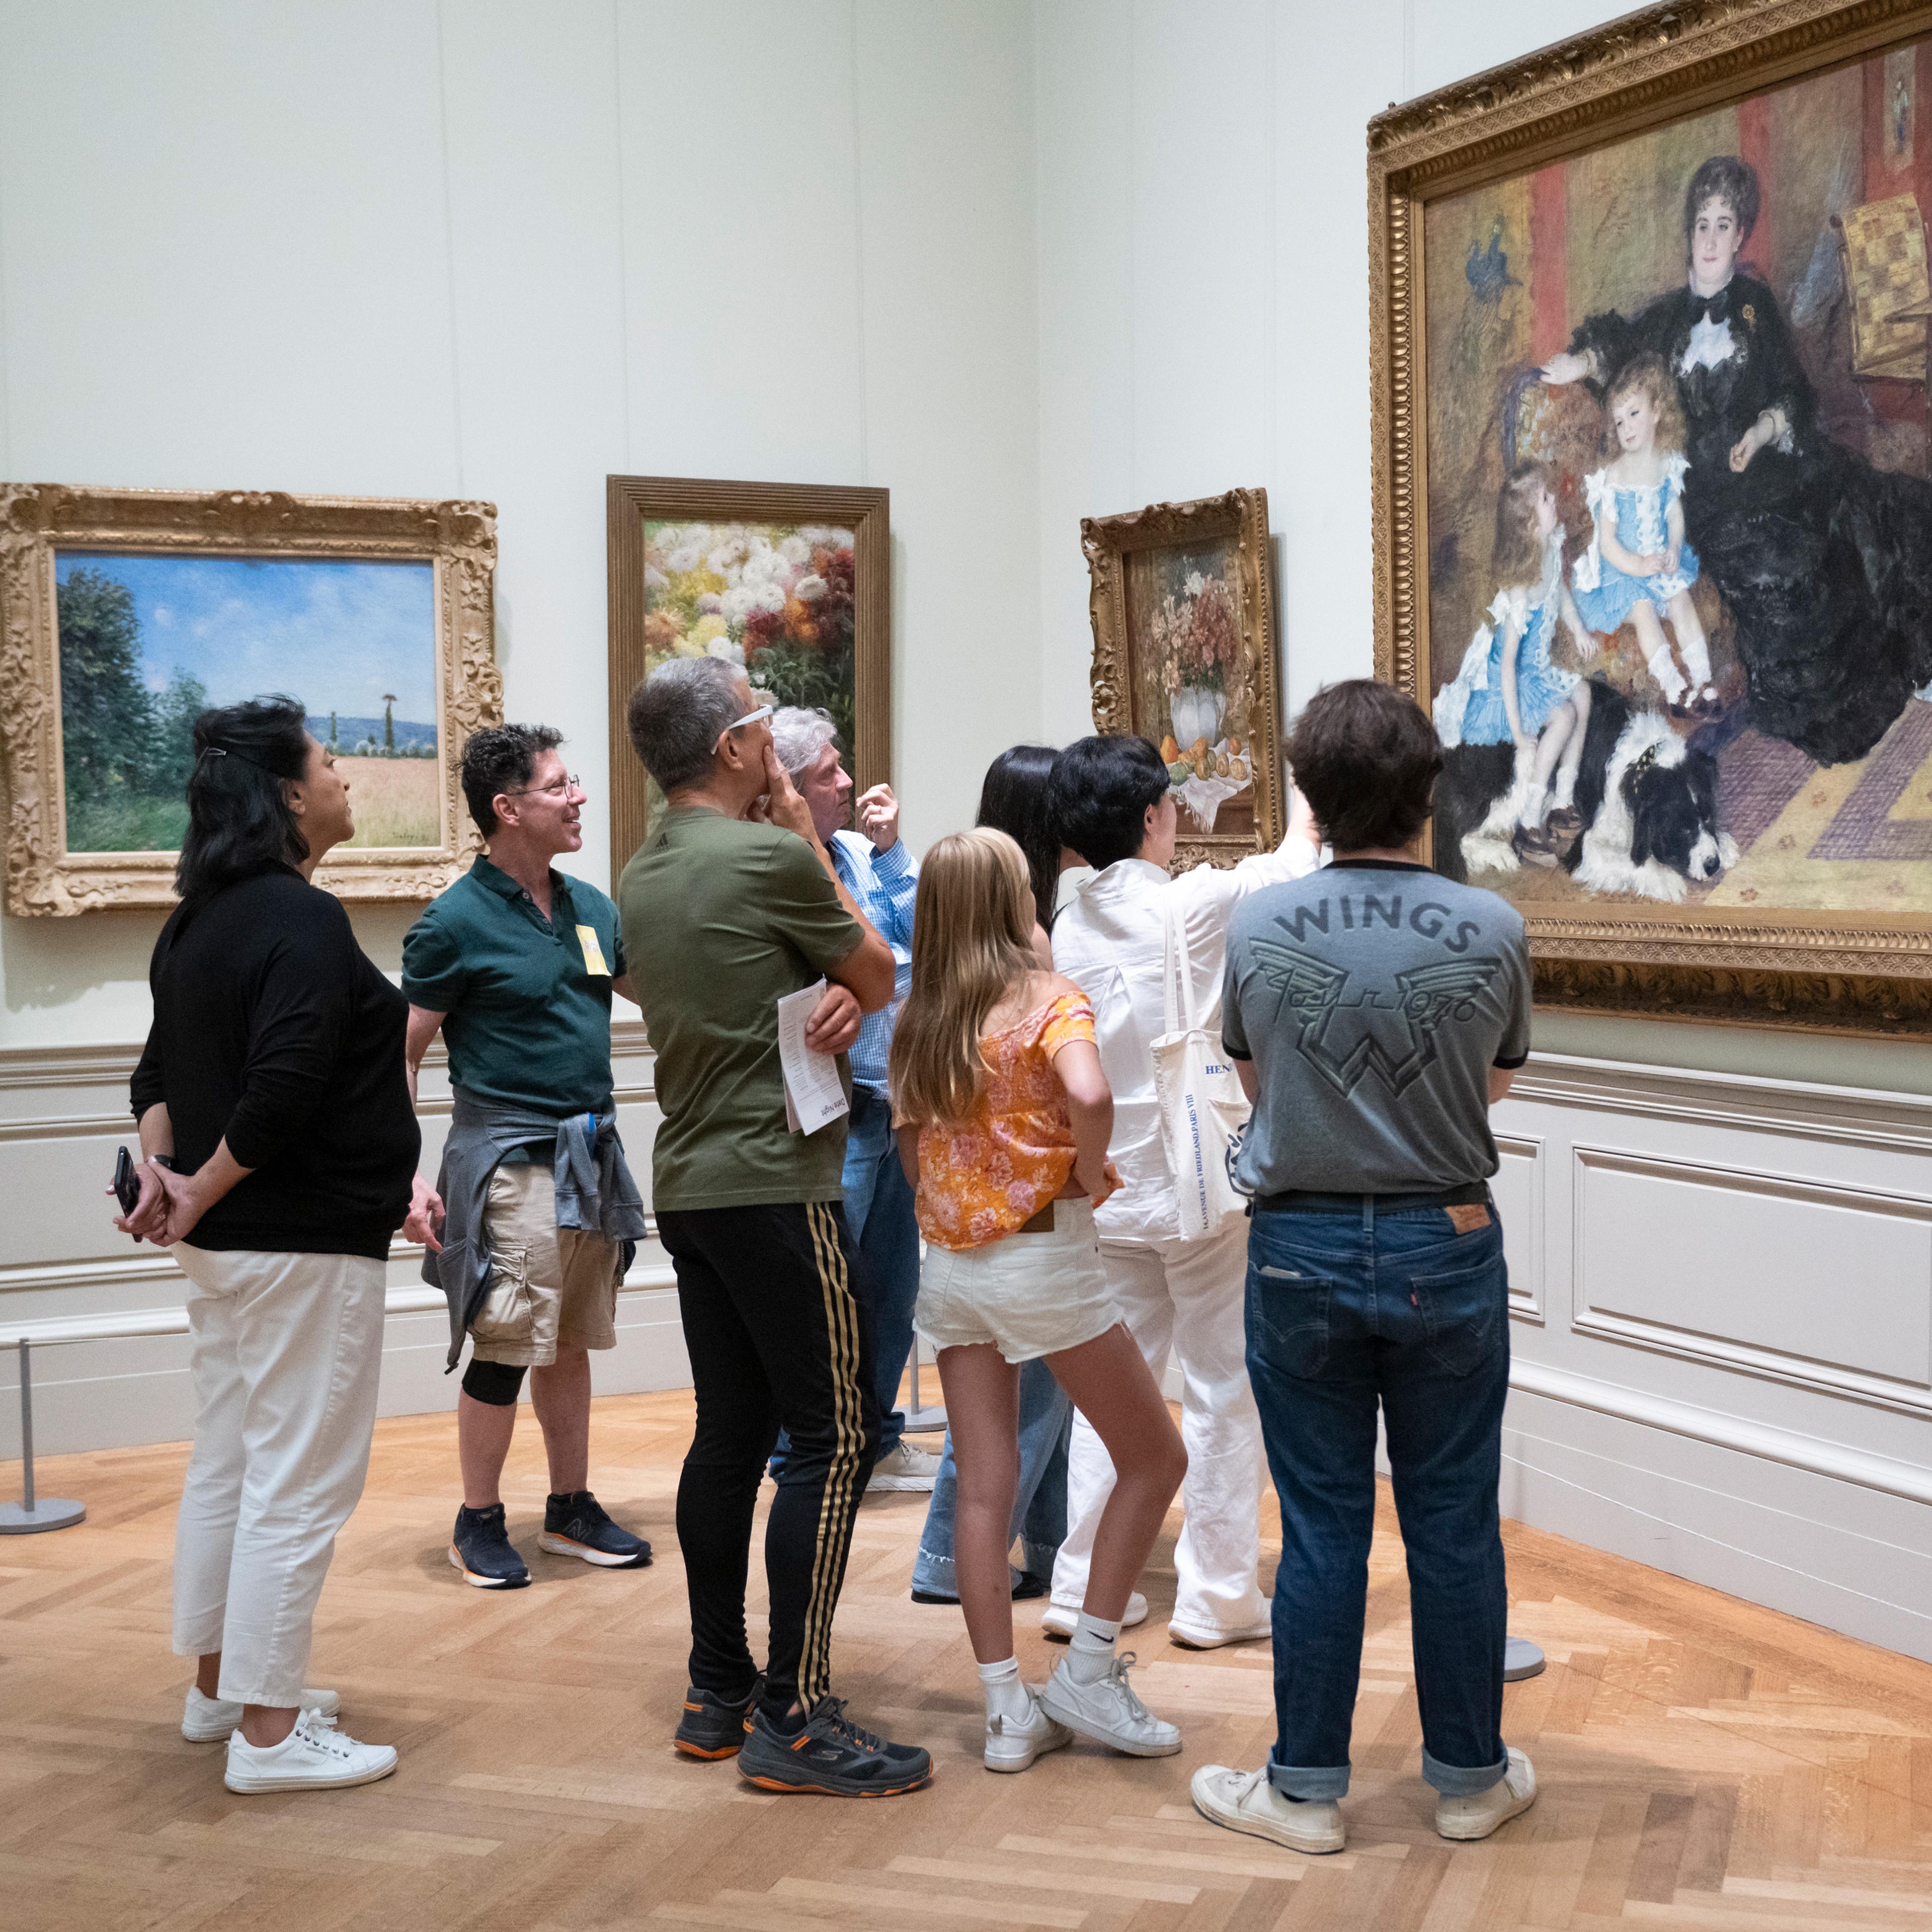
top-left (1251, 1180), bottom-right (1491, 1215)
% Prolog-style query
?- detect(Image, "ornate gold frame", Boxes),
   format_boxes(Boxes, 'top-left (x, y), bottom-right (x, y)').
top-left (0, 481), bottom-right (500, 916)
top-left (1370, 0), bottom-right (1932, 1034)
top-left (1084, 488), bottom-right (1285, 871)
top-left (605, 474), bottom-right (891, 884)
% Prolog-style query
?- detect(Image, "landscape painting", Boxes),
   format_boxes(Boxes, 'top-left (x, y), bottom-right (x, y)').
top-left (54, 553), bottom-right (439, 852)
top-left (1419, 32), bottom-right (1932, 919)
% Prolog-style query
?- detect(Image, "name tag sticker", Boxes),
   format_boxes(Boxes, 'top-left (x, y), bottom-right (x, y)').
top-left (576, 924), bottom-right (611, 977)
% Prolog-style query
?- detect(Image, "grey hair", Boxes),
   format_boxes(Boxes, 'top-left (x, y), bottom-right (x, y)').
top-left (770, 706), bottom-right (840, 780)
top-left (626, 656), bottom-right (744, 792)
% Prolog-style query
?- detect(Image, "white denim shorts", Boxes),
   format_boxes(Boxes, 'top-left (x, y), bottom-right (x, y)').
top-left (915, 1196), bottom-right (1121, 1364)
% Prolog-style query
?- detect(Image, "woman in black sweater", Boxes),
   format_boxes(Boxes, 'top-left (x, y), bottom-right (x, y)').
top-left (119, 696), bottom-right (419, 1795)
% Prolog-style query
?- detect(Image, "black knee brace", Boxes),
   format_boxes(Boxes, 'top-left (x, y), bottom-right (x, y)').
top-left (461, 1358), bottom-right (527, 1406)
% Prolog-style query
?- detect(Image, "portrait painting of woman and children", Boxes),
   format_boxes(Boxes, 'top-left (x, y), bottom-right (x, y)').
top-left (1419, 26), bottom-right (1932, 925)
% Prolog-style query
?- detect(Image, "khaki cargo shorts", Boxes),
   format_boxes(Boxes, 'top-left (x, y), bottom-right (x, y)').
top-left (467, 1159), bottom-right (620, 1367)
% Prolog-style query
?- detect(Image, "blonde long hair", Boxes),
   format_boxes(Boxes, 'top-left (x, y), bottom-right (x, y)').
top-left (890, 827), bottom-right (1042, 1126)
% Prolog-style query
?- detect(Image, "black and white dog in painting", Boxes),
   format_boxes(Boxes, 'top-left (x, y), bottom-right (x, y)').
top-left (1433, 678), bottom-right (1737, 901)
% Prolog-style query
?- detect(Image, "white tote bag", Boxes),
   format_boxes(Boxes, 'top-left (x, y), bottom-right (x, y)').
top-left (1150, 900), bottom-right (1252, 1241)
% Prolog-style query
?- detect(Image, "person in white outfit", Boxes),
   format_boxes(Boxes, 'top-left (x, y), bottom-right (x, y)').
top-left (1043, 735), bottom-right (1321, 1648)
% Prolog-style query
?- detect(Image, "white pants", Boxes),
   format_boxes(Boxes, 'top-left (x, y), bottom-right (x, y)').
top-left (1050, 1222), bottom-right (1266, 1641)
top-left (170, 1244), bottom-right (386, 1706)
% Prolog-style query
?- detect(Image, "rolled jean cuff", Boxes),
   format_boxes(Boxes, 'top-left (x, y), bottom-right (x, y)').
top-left (1267, 1752), bottom-right (1350, 1802)
top-left (1019, 1539), bottom-right (1059, 1579)
top-left (911, 1545), bottom-right (956, 1595)
top-left (1422, 1744), bottom-right (1509, 1797)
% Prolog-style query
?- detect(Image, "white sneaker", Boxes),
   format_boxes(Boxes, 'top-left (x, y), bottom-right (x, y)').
top-left (1503, 1636), bottom-right (1546, 1681)
top-left (1435, 1747), bottom-right (1537, 1840)
top-left (1169, 1611), bottom-right (1272, 1650)
top-left (1191, 1763), bottom-right (1345, 1855)
top-left (224, 1715), bottom-right (398, 1794)
top-left (867, 1441), bottom-right (941, 1493)
top-left (1040, 1590), bottom-right (1147, 1640)
top-left (1037, 1651), bottom-right (1179, 1757)
top-left (984, 1688), bottom-right (1074, 1773)
top-left (183, 1684), bottom-right (340, 1742)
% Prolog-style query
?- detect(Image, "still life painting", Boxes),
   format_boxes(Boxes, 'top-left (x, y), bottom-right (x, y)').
top-left (0, 481), bottom-right (499, 914)
top-left (56, 553), bottom-right (439, 853)
top-left (605, 476), bottom-right (890, 882)
top-left (1419, 30), bottom-right (1932, 918)
top-left (1084, 487), bottom-right (1284, 867)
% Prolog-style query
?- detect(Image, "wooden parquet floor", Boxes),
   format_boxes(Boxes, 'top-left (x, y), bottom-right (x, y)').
top-left (4, 1389), bottom-right (1932, 1932)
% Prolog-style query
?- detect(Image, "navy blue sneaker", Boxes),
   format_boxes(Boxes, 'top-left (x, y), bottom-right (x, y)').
top-left (449, 1503), bottom-right (530, 1589)
top-left (738, 1696), bottom-right (932, 1797)
top-left (538, 1491), bottom-right (652, 1568)
top-left (674, 1673), bottom-right (764, 1759)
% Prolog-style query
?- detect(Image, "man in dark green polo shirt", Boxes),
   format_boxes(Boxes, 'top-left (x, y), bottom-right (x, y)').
top-left (402, 725), bottom-right (652, 1591)
top-left (620, 656), bottom-right (930, 1798)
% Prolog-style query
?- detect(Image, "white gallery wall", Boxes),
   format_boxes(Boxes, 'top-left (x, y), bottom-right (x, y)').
top-left (2, 1), bottom-right (1930, 1661)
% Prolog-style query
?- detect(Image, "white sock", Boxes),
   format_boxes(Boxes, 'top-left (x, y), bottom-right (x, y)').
top-left (977, 1655), bottom-right (1030, 1724)
top-left (1551, 766), bottom-right (1576, 811)
top-left (1068, 1611), bottom-right (1120, 1684)
top-left (1517, 782), bottom-right (1548, 830)
top-left (1648, 649), bottom-right (1687, 701)
top-left (1679, 631), bottom-right (1712, 687)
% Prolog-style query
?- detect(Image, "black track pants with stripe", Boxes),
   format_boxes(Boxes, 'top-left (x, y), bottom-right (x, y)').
top-left (659, 1200), bottom-right (879, 1712)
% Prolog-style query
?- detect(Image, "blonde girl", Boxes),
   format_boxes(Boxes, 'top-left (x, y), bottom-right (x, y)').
top-left (891, 828), bottom-right (1186, 1773)
top-left (1434, 464), bottom-right (1596, 858)
top-left (1572, 354), bottom-right (1717, 712)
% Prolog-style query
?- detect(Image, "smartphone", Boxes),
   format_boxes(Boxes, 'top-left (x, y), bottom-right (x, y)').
top-left (112, 1145), bottom-right (143, 1241)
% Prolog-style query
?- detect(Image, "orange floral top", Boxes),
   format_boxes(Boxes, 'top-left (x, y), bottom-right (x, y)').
top-left (910, 992), bottom-right (1098, 1252)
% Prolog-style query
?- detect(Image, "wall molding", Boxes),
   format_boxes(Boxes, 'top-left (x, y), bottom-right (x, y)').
top-left (1509, 1357), bottom-right (1932, 1509)
top-left (1495, 1130), bottom-right (1545, 1326)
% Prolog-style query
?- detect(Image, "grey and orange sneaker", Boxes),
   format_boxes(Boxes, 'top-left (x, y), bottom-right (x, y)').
top-left (738, 1695), bottom-right (932, 1797)
top-left (538, 1491), bottom-right (652, 1568)
top-left (674, 1674), bottom-right (763, 1759)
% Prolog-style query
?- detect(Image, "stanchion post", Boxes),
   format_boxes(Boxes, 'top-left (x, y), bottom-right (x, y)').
top-left (1, 1338), bottom-right (86, 1534)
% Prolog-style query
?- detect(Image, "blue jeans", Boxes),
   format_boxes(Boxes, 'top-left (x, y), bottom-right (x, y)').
top-left (1246, 1199), bottom-right (1511, 1802)
top-left (774, 1084), bottom-right (920, 1476)
top-left (911, 1357), bottom-right (1072, 1596)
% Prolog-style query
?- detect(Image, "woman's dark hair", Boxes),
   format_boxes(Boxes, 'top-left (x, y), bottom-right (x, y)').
top-left (1285, 680), bottom-right (1442, 853)
top-left (175, 696), bottom-right (312, 903)
top-left (1047, 734), bottom-right (1170, 873)
top-left (461, 723), bottom-right (564, 835)
top-left (976, 744), bottom-right (1062, 931)
top-left (1684, 155), bottom-right (1759, 245)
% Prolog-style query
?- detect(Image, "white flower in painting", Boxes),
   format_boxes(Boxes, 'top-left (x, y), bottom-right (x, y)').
top-left (667, 542), bottom-right (703, 575)
top-left (797, 525), bottom-right (848, 547)
top-left (697, 591), bottom-right (723, 613)
top-left (779, 534), bottom-right (812, 566)
top-left (645, 566), bottom-right (669, 591)
top-left (707, 536), bottom-right (748, 574)
top-left (722, 585), bottom-right (760, 623)
top-left (793, 574), bottom-right (827, 602)
top-left (706, 638), bottom-right (746, 666)
top-left (754, 581), bottom-right (786, 614)
top-left (1185, 571), bottom-right (1206, 597)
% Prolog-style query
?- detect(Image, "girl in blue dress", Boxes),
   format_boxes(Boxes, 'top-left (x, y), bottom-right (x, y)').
top-left (1435, 464), bottom-right (1596, 859)
top-left (1571, 355), bottom-right (1717, 714)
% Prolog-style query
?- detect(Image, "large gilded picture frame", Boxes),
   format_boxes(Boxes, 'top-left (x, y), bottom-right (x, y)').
top-left (605, 474), bottom-right (890, 882)
top-left (0, 481), bottom-right (500, 916)
top-left (1371, 0), bottom-right (1932, 1033)
top-left (1084, 488), bottom-right (1286, 871)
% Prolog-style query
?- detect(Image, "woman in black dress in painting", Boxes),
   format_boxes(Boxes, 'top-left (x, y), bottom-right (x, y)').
top-left (1543, 155), bottom-right (1932, 766)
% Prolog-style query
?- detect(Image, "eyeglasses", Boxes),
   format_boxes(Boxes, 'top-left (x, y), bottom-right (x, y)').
top-left (719, 703), bottom-right (773, 742)
top-left (505, 773), bottom-right (582, 799)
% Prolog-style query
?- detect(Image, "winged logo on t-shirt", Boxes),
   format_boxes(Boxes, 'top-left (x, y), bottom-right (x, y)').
top-left (1247, 939), bottom-right (1501, 1097)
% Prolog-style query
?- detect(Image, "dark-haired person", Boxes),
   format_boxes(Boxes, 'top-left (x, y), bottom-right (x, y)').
top-left (118, 697), bottom-right (418, 1795)
top-left (1191, 679), bottom-right (1536, 1856)
top-left (401, 726), bottom-right (652, 1591)
top-left (911, 744), bottom-right (1078, 1608)
top-left (1042, 734), bottom-right (1319, 1649)
top-left (620, 656), bottom-right (930, 1796)
top-left (1543, 153), bottom-right (1932, 765)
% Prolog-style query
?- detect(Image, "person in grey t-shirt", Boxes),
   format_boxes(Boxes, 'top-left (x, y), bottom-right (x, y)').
top-left (1189, 680), bottom-right (1541, 1861)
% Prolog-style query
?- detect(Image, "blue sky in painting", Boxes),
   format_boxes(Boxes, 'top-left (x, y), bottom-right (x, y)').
top-left (53, 553), bottom-right (436, 722)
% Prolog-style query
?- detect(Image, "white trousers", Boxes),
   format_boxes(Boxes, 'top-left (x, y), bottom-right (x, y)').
top-left (170, 1244), bottom-right (386, 1707)
top-left (1050, 1222), bottom-right (1266, 1641)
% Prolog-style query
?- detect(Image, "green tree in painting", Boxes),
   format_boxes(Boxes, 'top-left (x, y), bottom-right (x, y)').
top-left (383, 693), bottom-right (396, 753)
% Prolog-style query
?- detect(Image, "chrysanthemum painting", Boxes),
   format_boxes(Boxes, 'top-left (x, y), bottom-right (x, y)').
top-left (642, 520), bottom-right (857, 752)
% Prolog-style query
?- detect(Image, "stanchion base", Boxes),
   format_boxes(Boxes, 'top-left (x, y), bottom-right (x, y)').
top-left (902, 1406), bottom-right (947, 1434)
top-left (0, 1499), bottom-right (85, 1535)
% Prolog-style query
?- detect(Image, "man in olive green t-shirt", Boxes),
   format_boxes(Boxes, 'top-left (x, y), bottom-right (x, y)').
top-left (619, 657), bottom-right (931, 1797)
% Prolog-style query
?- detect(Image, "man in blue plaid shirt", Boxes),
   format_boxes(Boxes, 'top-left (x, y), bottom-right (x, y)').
top-left (771, 708), bottom-right (936, 1492)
